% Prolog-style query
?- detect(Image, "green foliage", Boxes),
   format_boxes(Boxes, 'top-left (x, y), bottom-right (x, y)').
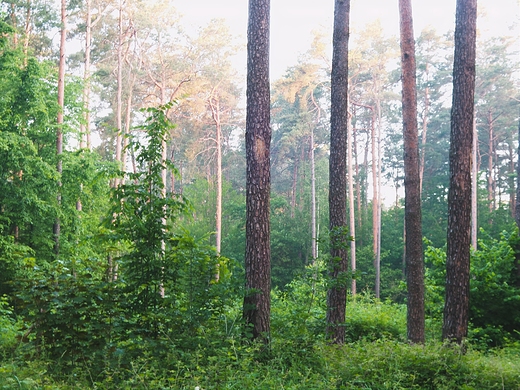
top-left (425, 230), bottom-right (520, 346)
top-left (106, 104), bottom-right (190, 325)
top-left (0, 296), bottom-right (20, 359)
top-left (470, 230), bottom-right (520, 347)
top-left (272, 261), bottom-right (406, 349)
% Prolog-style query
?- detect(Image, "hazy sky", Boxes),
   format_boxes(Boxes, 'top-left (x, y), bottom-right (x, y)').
top-left (176, 0), bottom-right (520, 79)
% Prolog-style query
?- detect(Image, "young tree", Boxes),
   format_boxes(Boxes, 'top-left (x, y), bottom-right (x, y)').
top-left (327, 0), bottom-right (350, 344)
top-left (398, 0), bottom-right (425, 343)
top-left (243, 0), bottom-right (271, 341)
top-left (443, 0), bottom-right (477, 344)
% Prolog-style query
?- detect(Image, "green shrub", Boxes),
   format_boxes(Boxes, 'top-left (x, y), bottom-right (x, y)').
top-left (0, 296), bottom-right (20, 359)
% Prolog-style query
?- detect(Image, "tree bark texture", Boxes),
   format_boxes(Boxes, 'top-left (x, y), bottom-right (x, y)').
top-left (243, 0), bottom-right (271, 341)
top-left (443, 0), bottom-right (477, 344)
top-left (327, 0), bottom-right (350, 344)
top-left (399, 0), bottom-right (425, 344)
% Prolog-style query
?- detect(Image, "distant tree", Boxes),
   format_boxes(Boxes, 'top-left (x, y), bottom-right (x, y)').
top-left (327, 0), bottom-right (350, 344)
top-left (515, 114), bottom-right (520, 287)
top-left (54, 0), bottom-right (67, 255)
top-left (443, 0), bottom-right (477, 344)
top-left (243, 0), bottom-right (271, 341)
top-left (398, 0), bottom-right (425, 343)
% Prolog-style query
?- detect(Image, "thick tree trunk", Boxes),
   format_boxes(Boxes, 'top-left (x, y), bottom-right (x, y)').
top-left (443, 0), bottom-right (477, 345)
top-left (399, 0), bottom-right (425, 344)
top-left (243, 0), bottom-right (271, 342)
top-left (327, 0), bottom-right (350, 344)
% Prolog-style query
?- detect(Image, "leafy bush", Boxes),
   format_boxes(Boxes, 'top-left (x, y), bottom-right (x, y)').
top-left (425, 230), bottom-right (520, 346)
top-left (0, 296), bottom-right (20, 359)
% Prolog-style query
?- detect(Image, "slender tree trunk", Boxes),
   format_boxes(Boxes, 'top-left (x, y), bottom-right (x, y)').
top-left (443, 0), bottom-right (477, 345)
top-left (209, 95), bottom-right (223, 256)
top-left (354, 126), bottom-right (363, 233)
top-left (310, 124), bottom-right (317, 261)
top-left (471, 117), bottom-right (478, 249)
top-left (10, 3), bottom-right (18, 47)
top-left (513, 113), bottom-right (520, 287)
top-left (487, 110), bottom-right (495, 213)
top-left (419, 64), bottom-right (430, 196)
top-left (290, 157), bottom-right (299, 218)
top-left (399, 0), bottom-right (425, 343)
top-left (348, 111), bottom-right (356, 295)
top-left (327, 0), bottom-right (350, 344)
top-left (81, 0), bottom-right (92, 150)
top-left (122, 82), bottom-right (134, 180)
top-left (310, 90), bottom-right (321, 262)
top-left (54, 0), bottom-right (66, 256)
top-left (509, 142), bottom-right (516, 216)
top-left (370, 108), bottom-right (380, 299)
top-left (114, 0), bottom-right (124, 187)
top-left (243, 0), bottom-right (271, 342)
top-left (23, 0), bottom-right (31, 66)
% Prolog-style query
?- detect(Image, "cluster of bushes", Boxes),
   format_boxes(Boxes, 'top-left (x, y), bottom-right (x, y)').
top-left (1, 255), bottom-right (520, 388)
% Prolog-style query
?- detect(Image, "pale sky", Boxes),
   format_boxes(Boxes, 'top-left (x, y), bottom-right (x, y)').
top-left (176, 0), bottom-right (520, 79)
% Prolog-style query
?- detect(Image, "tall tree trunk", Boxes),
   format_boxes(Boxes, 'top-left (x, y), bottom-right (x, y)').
top-left (327, 0), bottom-right (350, 344)
top-left (209, 94), bottom-right (223, 256)
top-left (419, 64), bottom-right (430, 196)
top-left (10, 3), bottom-right (18, 47)
top-left (471, 117), bottom-right (478, 249)
top-left (54, 0), bottom-right (66, 256)
top-left (290, 157), bottom-right (299, 218)
top-left (122, 81), bottom-right (134, 179)
top-left (310, 123), bottom-right (317, 261)
top-left (310, 90), bottom-right (321, 262)
top-left (509, 142), bottom-right (516, 216)
top-left (354, 125), bottom-right (363, 235)
top-left (487, 110), bottom-right (495, 213)
top-left (348, 110), bottom-right (356, 295)
top-left (399, 0), bottom-right (425, 343)
top-left (513, 113), bottom-right (520, 287)
top-left (370, 107), bottom-right (380, 299)
top-left (114, 0), bottom-right (124, 187)
top-left (443, 0), bottom-right (477, 345)
top-left (23, 0), bottom-right (31, 66)
top-left (81, 0), bottom-right (92, 150)
top-left (243, 0), bottom-right (271, 342)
